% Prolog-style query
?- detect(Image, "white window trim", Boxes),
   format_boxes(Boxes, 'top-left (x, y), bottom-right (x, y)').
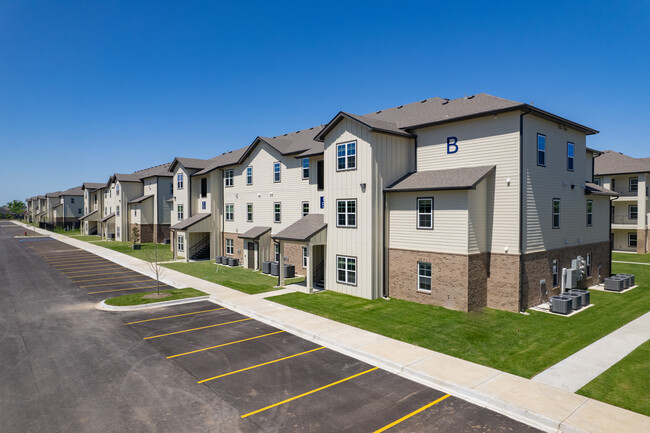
top-left (274, 202), bottom-right (281, 223)
top-left (552, 198), bottom-right (560, 229)
top-left (225, 203), bottom-right (234, 221)
top-left (302, 201), bottom-right (309, 217)
top-left (177, 235), bottom-right (184, 252)
top-left (302, 158), bottom-right (310, 179)
top-left (629, 177), bottom-right (638, 193)
top-left (628, 233), bottom-right (637, 248)
top-left (537, 134), bottom-right (546, 167)
top-left (567, 142), bottom-right (574, 171)
top-left (224, 169), bottom-right (234, 187)
top-left (417, 261), bottom-right (432, 293)
top-left (629, 205), bottom-right (638, 220)
top-left (336, 141), bottom-right (357, 171)
top-left (246, 203), bottom-right (253, 222)
top-left (552, 259), bottom-right (559, 287)
top-left (246, 166), bottom-right (253, 185)
top-left (273, 162), bottom-right (281, 183)
top-left (417, 197), bottom-right (433, 230)
top-left (586, 200), bottom-right (593, 227)
top-left (336, 255), bottom-right (357, 286)
top-left (302, 246), bottom-right (308, 268)
top-left (177, 173), bottom-right (184, 189)
top-left (225, 238), bottom-right (233, 255)
top-left (177, 204), bottom-right (184, 220)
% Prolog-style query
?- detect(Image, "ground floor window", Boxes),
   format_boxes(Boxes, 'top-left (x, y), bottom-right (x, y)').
top-left (586, 253), bottom-right (592, 276)
top-left (417, 262), bottom-right (431, 292)
top-left (552, 259), bottom-right (559, 287)
top-left (226, 238), bottom-right (233, 255)
top-left (177, 235), bottom-right (184, 252)
top-left (336, 255), bottom-right (356, 285)
top-left (274, 243), bottom-right (280, 262)
top-left (628, 233), bottom-right (637, 248)
top-left (116, 226), bottom-right (120, 238)
top-left (302, 246), bottom-right (308, 268)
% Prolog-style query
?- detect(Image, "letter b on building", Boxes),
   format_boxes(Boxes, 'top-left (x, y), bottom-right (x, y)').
top-left (447, 137), bottom-right (458, 154)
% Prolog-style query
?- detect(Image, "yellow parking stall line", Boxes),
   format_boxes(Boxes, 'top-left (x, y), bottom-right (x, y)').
top-left (69, 271), bottom-right (139, 281)
top-left (197, 346), bottom-right (324, 383)
top-left (372, 394), bottom-right (450, 433)
top-left (51, 260), bottom-right (112, 268)
top-left (169, 331), bottom-right (285, 359)
top-left (72, 274), bottom-right (143, 283)
top-left (57, 264), bottom-right (123, 272)
top-left (80, 279), bottom-right (151, 288)
top-left (240, 367), bottom-right (379, 418)
top-left (61, 266), bottom-right (124, 275)
top-left (44, 254), bottom-right (96, 261)
top-left (87, 284), bottom-right (168, 295)
top-left (126, 307), bottom-right (227, 325)
top-left (39, 252), bottom-right (86, 259)
top-left (47, 258), bottom-right (104, 265)
top-left (144, 318), bottom-right (252, 340)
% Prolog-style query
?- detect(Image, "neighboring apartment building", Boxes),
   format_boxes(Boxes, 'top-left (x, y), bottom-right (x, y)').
top-left (24, 198), bottom-right (33, 222)
top-left (167, 94), bottom-right (613, 313)
top-left (41, 186), bottom-right (84, 227)
top-left (79, 182), bottom-right (105, 235)
top-left (99, 163), bottom-right (173, 242)
top-left (593, 151), bottom-right (649, 253)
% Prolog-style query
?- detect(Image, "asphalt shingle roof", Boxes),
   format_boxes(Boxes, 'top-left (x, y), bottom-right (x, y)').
top-left (585, 182), bottom-right (618, 197)
top-left (385, 166), bottom-right (495, 192)
top-left (273, 214), bottom-right (327, 242)
top-left (594, 150), bottom-right (650, 175)
top-left (170, 213), bottom-right (211, 230)
top-left (128, 194), bottom-right (154, 204)
top-left (238, 226), bottom-right (272, 240)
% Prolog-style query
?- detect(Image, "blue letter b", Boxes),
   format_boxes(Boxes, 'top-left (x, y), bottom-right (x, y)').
top-left (447, 137), bottom-right (458, 154)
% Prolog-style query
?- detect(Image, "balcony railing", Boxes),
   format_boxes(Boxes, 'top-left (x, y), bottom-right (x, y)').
top-left (611, 216), bottom-right (638, 225)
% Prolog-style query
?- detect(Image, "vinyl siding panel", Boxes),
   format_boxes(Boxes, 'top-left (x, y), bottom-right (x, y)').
top-left (414, 112), bottom-right (520, 253)
top-left (468, 174), bottom-right (492, 253)
top-left (171, 166), bottom-right (191, 226)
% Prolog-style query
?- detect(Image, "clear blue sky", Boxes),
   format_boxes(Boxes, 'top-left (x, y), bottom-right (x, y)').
top-left (1, 0), bottom-right (649, 204)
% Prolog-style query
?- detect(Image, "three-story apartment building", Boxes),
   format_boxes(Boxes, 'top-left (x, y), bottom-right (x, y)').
top-left (594, 151), bottom-right (649, 253)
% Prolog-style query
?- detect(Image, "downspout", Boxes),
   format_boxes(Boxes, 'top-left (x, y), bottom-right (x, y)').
top-left (519, 109), bottom-right (532, 312)
top-left (382, 191), bottom-right (388, 298)
top-left (220, 169), bottom-right (225, 257)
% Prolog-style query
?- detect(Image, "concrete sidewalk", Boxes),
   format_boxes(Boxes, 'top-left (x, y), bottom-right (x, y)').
top-left (14, 222), bottom-right (650, 433)
top-left (532, 312), bottom-right (650, 392)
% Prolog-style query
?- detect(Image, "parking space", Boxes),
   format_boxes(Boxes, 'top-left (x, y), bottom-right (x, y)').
top-left (120, 301), bottom-right (542, 432)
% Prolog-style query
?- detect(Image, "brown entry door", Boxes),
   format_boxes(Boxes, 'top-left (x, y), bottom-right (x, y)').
top-left (248, 242), bottom-right (255, 269)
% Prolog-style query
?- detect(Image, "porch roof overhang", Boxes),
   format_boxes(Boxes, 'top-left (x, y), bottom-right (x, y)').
top-left (272, 214), bottom-right (327, 242)
top-left (170, 213), bottom-right (211, 231)
top-left (100, 213), bottom-right (115, 223)
top-left (385, 165), bottom-right (495, 192)
top-left (238, 226), bottom-right (271, 240)
top-left (79, 210), bottom-right (99, 221)
top-left (585, 182), bottom-right (619, 197)
top-left (128, 194), bottom-right (154, 204)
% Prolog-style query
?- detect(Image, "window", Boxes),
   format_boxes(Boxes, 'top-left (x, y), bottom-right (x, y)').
top-left (302, 158), bottom-right (310, 179)
top-left (116, 226), bottom-right (120, 237)
top-left (225, 204), bottom-right (234, 221)
top-left (417, 198), bottom-right (433, 229)
top-left (200, 178), bottom-right (207, 197)
top-left (567, 142), bottom-right (574, 171)
top-left (630, 177), bottom-right (638, 193)
top-left (629, 205), bottom-right (638, 220)
top-left (418, 262), bottom-right (432, 292)
top-left (594, 178), bottom-right (601, 186)
top-left (201, 201), bottom-right (206, 210)
top-left (274, 243), bottom-right (280, 262)
top-left (94, 195), bottom-right (97, 204)
top-left (177, 235), bottom-right (184, 252)
top-left (104, 207), bottom-right (107, 215)
top-left (177, 173), bottom-right (184, 189)
top-left (273, 162), bottom-right (281, 182)
top-left (586, 253), bottom-right (592, 277)
top-left (170, 182), bottom-right (173, 194)
top-left (552, 198), bottom-right (560, 228)
top-left (134, 209), bottom-right (138, 217)
top-left (337, 199), bottom-right (356, 227)
top-left (177, 204), bottom-right (184, 220)
top-left (274, 202), bottom-right (281, 223)
top-left (71, 198), bottom-right (75, 204)
top-left (116, 205), bottom-right (120, 217)
top-left (224, 169), bottom-right (234, 187)
top-left (302, 201), bottom-right (309, 217)
top-left (317, 160), bottom-right (324, 190)
top-left (586, 200), bottom-right (593, 226)
top-left (336, 256), bottom-right (356, 285)
top-left (628, 233), bottom-right (637, 248)
top-left (552, 259), bottom-right (559, 287)
top-left (611, 178), bottom-right (616, 190)
top-left (78, 208), bottom-right (82, 215)
top-left (247, 203), bottom-right (253, 222)
top-left (116, 184), bottom-right (119, 194)
top-left (537, 134), bottom-right (546, 166)
top-left (302, 247), bottom-right (308, 268)
top-left (337, 141), bottom-right (356, 170)
top-left (246, 167), bottom-right (253, 185)
top-left (226, 238), bottom-right (233, 255)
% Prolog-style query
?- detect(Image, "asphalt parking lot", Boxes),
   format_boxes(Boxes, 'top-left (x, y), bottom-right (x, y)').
top-left (1, 223), bottom-right (542, 432)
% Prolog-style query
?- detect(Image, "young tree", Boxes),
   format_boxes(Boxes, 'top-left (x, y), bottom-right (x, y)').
top-left (131, 225), bottom-right (140, 245)
top-left (144, 243), bottom-right (167, 297)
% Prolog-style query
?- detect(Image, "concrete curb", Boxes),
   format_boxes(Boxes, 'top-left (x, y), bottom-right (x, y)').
top-left (96, 295), bottom-right (210, 311)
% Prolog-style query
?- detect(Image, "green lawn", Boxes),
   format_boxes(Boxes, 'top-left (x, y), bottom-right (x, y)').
top-left (71, 235), bottom-right (102, 242)
top-left (52, 227), bottom-right (81, 236)
top-left (578, 339), bottom-right (650, 416)
top-left (105, 288), bottom-right (207, 306)
top-left (162, 261), bottom-right (304, 294)
top-left (91, 241), bottom-right (174, 262)
top-left (612, 251), bottom-right (650, 264)
top-left (269, 261), bottom-right (650, 379)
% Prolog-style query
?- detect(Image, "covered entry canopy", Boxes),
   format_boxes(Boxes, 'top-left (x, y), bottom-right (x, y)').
top-left (79, 210), bottom-right (100, 222)
top-left (273, 214), bottom-right (326, 242)
top-left (170, 213), bottom-right (211, 232)
top-left (239, 227), bottom-right (272, 270)
top-left (239, 226), bottom-right (271, 240)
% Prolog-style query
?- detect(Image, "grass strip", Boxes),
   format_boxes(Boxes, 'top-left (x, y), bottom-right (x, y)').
top-left (105, 287), bottom-right (207, 306)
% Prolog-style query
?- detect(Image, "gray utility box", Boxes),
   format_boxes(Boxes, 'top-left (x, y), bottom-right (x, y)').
top-left (284, 264), bottom-right (295, 279)
top-left (604, 277), bottom-right (625, 292)
top-left (270, 261), bottom-right (280, 276)
top-left (563, 292), bottom-right (582, 310)
top-left (215, 256), bottom-right (222, 264)
top-left (551, 296), bottom-right (572, 315)
top-left (570, 289), bottom-right (590, 306)
top-left (228, 257), bottom-right (239, 267)
top-left (565, 268), bottom-right (580, 289)
top-left (262, 261), bottom-right (273, 274)
top-left (616, 274), bottom-right (634, 287)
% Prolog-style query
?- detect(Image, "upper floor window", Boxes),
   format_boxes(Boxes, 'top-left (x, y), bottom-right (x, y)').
top-left (201, 201), bottom-right (206, 210)
top-left (337, 199), bottom-right (356, 227)
top-left (94, 195), bottom-right (97, 204)
top-left (200, 178), bottom-right (207, 197)
top-left (274, 202), bottom-right (281, 223)
top-left (170, 182), bottom-right (173, 194)
top-left (537, 134), bottom-right (546, 167)
top-left (78, 208), bottom-right (82, 215)
top-left (246, 203), bottom-right (253, 222)
top-left (177, 173), bottom-right (184, 189)
top-left (246, 167), bottom-right (253, 185)
top-left (177, 204), bottom-right (184, 220)
top-left (629, 177), bottom-right (638, 193)
top-left (417, 198), bottom-right (433, 229)
top-left (71, 198), bottom-right (75, 204)
top-left (116, 205), bottom-right (120, 217)
top-left (552, 198), bottom-right (560, 228)
top-left (273, 162), bottom-right (281, 182)
top-left (302, 158), bottom-right (310, 179)
top-left (586, 200), bottom-right (593, 226)
top-left (629, 205), bottom-right (638, 220)
top-left (594, 178), bottom-right (601, 186)
top-left (302, 201), bottom-right (309, 217)
top-left (567, 142), bottom-right (574, 171)
top-left (225, 203), bottom-right (234, 221)
top-left (224, 169), bottom-right (234, 187)
top-left (611, 178), bottom-right (616, 190)
top-left (116, 184), bottom-right (120, 194)
top-left (337, 141), bottom-right (356, 170)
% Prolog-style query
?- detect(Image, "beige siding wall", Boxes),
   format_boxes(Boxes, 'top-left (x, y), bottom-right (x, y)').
top-left (414, 112), bottom-right (521, 253)
top-left (117, 181), bottom-right (143, 241)
top-left (171, 166), bottom-right (192, 226)
top-left (585, 151), bottom-right (594, 181)
top-left (388, 190), bottom-right (469, 254)
top-left (468, 174), bottom-right (492, 253)
top-left (522, 115), bottom-right (608, 252)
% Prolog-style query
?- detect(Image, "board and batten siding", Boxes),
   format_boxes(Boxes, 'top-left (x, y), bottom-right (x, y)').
top-left (171, 165), bottom-right (192, 227)
top-left (522, 115), bottom-right (608, 252)
top-left (414, 112), bottom-right (521, 254)
top-left (324, 118), bottom-right (413, 299)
